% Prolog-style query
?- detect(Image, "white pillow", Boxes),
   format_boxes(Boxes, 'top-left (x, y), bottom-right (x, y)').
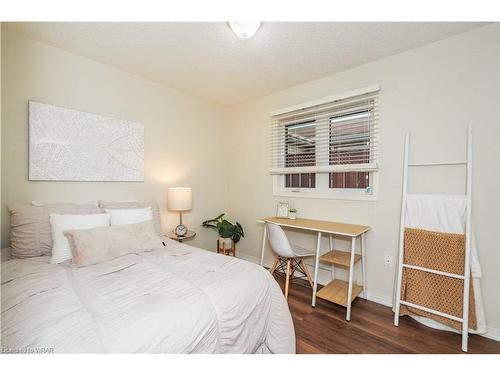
top-left (50, 213), bottom-right (111, 264)
top-left (105, 207), bottom-right (153, 226)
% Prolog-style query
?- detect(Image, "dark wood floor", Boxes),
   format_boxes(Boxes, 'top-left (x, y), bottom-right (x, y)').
top-left (273, 275), bottom-right (500, 354)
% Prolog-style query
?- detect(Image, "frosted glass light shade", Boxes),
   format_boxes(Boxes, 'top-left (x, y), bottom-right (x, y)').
top-left (228, 22), bottom-right (261, 39)
top-left (167, 187), bottom-right (192, 211)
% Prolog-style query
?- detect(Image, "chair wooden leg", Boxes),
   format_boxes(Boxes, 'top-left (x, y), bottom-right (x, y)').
top-left (284, 259), bottom-right (291, 300)
top-left (269, 257), bottom-right (279, 275)
top-left (300, 259), bottom-right (314, 288)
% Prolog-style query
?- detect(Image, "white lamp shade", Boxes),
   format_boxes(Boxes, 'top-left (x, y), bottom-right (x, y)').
top-left (167, 187), bottom-right (192, 211)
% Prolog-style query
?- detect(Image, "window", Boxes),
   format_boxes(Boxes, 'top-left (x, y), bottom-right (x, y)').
top-left (329, 110), bottom-right (372, 189)
top-left (285, 121), bottom-right (316, 188)
top-left (270, 86), bottom-right (379, 200)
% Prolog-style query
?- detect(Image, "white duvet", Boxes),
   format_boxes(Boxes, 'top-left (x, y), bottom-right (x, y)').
top-left (1, 239), bottom-right (295, 353)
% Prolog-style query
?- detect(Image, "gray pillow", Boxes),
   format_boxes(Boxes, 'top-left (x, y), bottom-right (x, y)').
top-left (64, 221), bottom-right (162, 267)
top-left (7, 203), bottom-right (101, 258)
top-left (98, 201), bottom-right (161, 234)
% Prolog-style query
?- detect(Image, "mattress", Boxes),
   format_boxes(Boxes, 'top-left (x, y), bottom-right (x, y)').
top-left (1, 239), bottom-right (295, 353)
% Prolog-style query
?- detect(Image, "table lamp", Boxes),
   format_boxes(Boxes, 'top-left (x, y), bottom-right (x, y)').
top-left (167, 187), bottom-right (192, 237)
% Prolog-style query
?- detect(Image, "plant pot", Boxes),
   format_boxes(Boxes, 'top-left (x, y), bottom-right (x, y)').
top-left (289, 212), bottom-right (297, 220)
top-left (218, 237), bottom-right (234, 249)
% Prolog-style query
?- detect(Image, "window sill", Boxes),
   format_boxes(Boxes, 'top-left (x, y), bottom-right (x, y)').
top-left (273, 190), bottom-right (379, 202)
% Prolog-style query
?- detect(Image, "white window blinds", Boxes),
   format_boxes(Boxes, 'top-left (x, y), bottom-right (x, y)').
top-left (270, 86), bottom-right (379, 175)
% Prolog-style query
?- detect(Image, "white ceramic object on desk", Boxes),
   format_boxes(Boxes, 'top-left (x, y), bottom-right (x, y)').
top-left (289, 212), bottom-right (297, 220)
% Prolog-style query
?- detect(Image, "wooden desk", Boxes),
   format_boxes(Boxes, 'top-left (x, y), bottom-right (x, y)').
top-left (259, 217), bottom-right (370, 321)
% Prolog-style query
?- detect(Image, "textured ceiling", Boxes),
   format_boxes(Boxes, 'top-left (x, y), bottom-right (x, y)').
top-left (8, 22), bottom-right (486, 105)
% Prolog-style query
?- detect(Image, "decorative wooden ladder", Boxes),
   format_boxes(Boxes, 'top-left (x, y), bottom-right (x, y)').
top-left (393, 126), bottom-right (473, 352)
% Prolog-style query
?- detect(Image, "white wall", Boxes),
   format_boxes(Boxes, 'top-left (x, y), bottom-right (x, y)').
top-left (226, 24), bottom-right (500, 333)
top-left (1, 28), bottom-right (229, 250)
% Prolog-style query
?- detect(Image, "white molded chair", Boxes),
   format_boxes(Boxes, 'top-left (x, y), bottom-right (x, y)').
top-left (266, 223), bottom-right (314, 300)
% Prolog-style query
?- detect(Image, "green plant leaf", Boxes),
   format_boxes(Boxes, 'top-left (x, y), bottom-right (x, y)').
top-left (202, 214), bottom-right (244, 242)
top-left (219, 221), bottom-right (234, 238)
top-left (214, 213), bottom-right (225, 220)
top-left (236, 222), bottom-right (244, 237)
top-left (202, 222), bottom-right (217, 228)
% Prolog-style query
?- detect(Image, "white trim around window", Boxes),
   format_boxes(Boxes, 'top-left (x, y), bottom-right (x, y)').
top-left (273, 172), bottom-right (379, 201)
top-left (269, 85), bottom-right (380, 117)
top-left (270, 85), bottom-right (380, 201)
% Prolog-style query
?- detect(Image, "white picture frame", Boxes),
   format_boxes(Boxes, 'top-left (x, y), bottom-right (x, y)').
top-left (276, 202), bottom-right (289, 218)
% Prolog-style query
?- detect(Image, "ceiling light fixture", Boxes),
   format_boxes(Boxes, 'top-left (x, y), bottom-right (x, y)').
top-left (228, 22), bottom-right (262, 39)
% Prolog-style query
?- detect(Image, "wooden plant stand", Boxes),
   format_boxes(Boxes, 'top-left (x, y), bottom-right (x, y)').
top-left (217, 239), bottom-right (236, 257)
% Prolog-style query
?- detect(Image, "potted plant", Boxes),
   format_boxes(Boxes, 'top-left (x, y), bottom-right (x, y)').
top-left (289, 208), bottom-right (297, 220)
top-left (202, 213), bottom-right (245, 249)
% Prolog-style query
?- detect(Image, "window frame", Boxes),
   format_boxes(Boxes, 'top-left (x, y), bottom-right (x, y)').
top-left (284, 120), bottom-right (317, 189)
top-left (271, 86), bottom-right (379, 201)
top-left (273, 170), bottom-right (379, 201)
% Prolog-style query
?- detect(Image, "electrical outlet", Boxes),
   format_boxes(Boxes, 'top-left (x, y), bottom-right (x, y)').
top-left (384, 254), bottom-right (393, 267)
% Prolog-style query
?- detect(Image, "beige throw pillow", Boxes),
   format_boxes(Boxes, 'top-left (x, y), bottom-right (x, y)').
top-left (50, 213), bottom-right (111, 264)
top-left (7, 203), bottom-right (101, 258)
top-left (64, 220), bottom-right (162, 267)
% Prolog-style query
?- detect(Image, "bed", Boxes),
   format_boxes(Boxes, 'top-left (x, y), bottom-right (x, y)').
top-left (1, 238), bottom-right (296, 353)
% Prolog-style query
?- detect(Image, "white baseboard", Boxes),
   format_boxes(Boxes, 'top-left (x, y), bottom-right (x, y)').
top-left (363, 290), bottom-right (392, 307)
top-left (236, 252), bottom-right (500, 343)
top-left (482, 326), bottom-right (500, 342)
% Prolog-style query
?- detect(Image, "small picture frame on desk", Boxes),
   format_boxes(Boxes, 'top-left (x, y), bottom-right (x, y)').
top-left (276, 202), bottom-right (289, 218)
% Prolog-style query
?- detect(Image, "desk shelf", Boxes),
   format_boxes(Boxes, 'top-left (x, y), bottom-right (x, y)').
top-left (319, 250), bottom-right (362, 268)
top-left (259, 216), bottom-right (369, 321)
top-left (316, 279), bottom-right (363, 308)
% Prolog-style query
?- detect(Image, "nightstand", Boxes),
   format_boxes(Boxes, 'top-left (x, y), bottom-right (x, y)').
top-left (165, 230), bottom-right (196, 243)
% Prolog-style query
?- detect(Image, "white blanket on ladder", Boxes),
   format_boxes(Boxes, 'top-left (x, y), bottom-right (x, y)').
top-left (400, 193), bottom-right (487, 334)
